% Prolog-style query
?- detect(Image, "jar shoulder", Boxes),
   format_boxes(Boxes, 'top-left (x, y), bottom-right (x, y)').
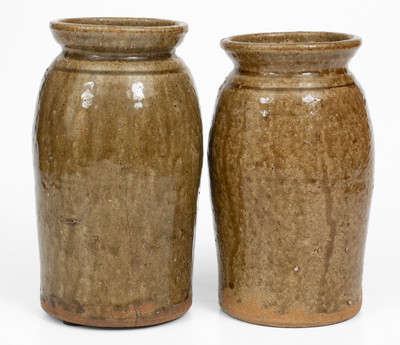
top-left (33, 53), bottom-right (203, 171)
top-left (219, 69), bottom-right (359, 92)
top-left (36, 53), bottom-right (200, 121)
top-left (209, 71), bottom-right (373, 181)
top-left (47, 52), bottom-right (189, 75)
top-left (214, 70), bottom-right (368, 122)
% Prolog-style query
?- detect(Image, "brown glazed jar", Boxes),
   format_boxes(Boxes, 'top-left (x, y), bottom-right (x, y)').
top-left (209, 32), bottom-right (373, 327)
top-left (33, 18), bottom-right (202, 327)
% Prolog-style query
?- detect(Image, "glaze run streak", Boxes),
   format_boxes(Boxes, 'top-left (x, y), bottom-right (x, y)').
top-left (33, 18), bottom-right (202, 327)
top-left (209, 32), bottom-right (373, 327)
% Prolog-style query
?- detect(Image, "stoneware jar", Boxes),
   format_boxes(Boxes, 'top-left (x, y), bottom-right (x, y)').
top-left (33, 18), bottom-right (202, 327)
top-left (209, 32), bottom-right (373, 327)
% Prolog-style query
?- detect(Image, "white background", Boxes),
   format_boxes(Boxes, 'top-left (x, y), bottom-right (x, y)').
top-left (0, 0), bottom-right (399, 344)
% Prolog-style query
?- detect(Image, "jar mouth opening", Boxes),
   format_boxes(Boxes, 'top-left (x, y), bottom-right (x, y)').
top-left (222, 31), bottom-right (361, 51)
top-left (51, 17), bottom-right (188, 34)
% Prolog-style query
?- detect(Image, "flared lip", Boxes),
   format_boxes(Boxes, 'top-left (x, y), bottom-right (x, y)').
top-left (50, 17), bottom-right (188, 35)
top-left (221, 31), bottom-right (361, 52)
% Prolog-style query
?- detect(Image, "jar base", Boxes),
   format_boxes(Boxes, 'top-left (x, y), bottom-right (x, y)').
top-left (41, 297), bottom-right (191, 328)
top-left (220, 293), bottom-right (361, 327)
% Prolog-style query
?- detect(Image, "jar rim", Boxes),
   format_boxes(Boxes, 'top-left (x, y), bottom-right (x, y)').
top-left (51, 17), bottom-right (188, 34)
top-left (221, 31), bottom-right (361, 52)
top-left (50, 17), bottom-right (188, 56)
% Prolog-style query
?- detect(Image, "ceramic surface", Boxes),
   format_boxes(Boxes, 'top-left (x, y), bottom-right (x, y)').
top-left (33, 18), bottom-right (203, 327)
top-left (209, 32), bottom-right (373, 327)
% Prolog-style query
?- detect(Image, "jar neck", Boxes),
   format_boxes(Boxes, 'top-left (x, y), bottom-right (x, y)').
top-left (225, 68), bottom-right (356, 92)
top-left (62, 48), bottom-right (175, 60)
top-left (221, 32), bottom-right (361, 74)
top-left (229, 50), bottom-right (358, 74)
top-left (50, 17), bottom-right (187, 60)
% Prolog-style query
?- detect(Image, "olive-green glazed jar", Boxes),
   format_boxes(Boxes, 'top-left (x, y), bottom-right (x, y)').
top-left (209, 32), bottom-right (373, 327)
top-left (33, 18), bottom-right (202, 327)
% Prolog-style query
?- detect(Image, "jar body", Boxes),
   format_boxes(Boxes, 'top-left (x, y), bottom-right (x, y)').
top-left (209, 69), bottom-right (373, 327)
top-left (33, 52), bottom-right (202, 327)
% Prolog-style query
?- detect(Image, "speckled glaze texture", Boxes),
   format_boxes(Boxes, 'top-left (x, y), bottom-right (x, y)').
top-left (33, 18), bottom-right (202, 327)
top-left (209, 32), bottom-right (373, 327)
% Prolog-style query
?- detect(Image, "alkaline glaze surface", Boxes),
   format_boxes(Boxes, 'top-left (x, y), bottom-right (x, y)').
top-left (33, 18), bottom-right (203, 327)
top-left (209, 32), bottom-right (373, 327)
